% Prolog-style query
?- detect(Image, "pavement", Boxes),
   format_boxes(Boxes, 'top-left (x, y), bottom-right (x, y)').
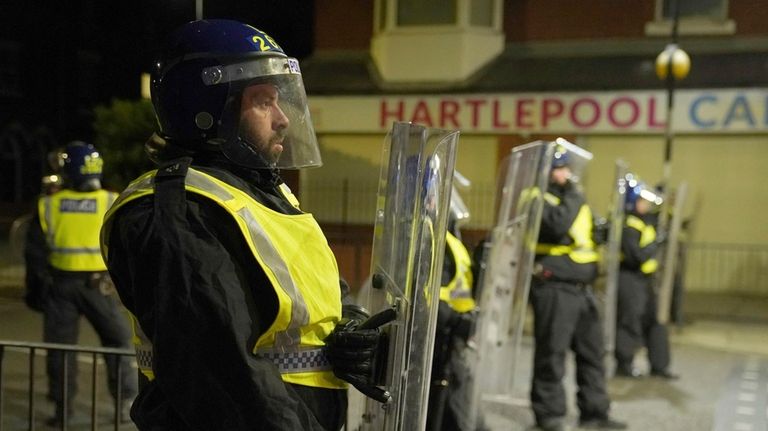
top-left (480, 295), bottom-right (768, 431)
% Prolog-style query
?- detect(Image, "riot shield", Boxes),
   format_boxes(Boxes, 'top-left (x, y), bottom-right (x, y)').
top-left (357, 121), bottom-right (459, 431)
top-left (600, 160), bottom-right (628, 376)
top-left (464, 140), bottom-right (555, 430)
top-left (656, 182), bottom-right (688, 324)
top-left (449, 184), bottom-right (470, 229)
top-left (553, 137), bottom-right (593, 184)
top-left (8, 214), bottom-right (32, 263)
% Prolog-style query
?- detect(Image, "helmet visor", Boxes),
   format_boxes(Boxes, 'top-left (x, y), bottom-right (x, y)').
top-left (639, 188), bottom-right (664, 207)
top-left (552, 137), bottom-right (593, 183)
top-left (449, 185), bottom-right (471, 227)
top-left (202, 57), bottom-right (321, 169)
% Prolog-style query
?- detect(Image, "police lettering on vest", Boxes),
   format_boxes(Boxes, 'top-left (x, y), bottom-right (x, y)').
top-left (39, 189), bottom-right (116, 272)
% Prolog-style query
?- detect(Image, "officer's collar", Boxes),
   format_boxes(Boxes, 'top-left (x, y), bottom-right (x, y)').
top-left (194, 151), bottom-right (281, 188)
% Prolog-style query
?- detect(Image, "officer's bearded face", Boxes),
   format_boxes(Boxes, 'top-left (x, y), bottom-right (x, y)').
top-left (239, 84), bottom-right (289, 164)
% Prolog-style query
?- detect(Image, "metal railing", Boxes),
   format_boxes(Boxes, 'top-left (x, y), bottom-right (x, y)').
top-left (300, 178), bottom-right (498, 229)
top-left (684, 242), bottom-right (768, 295)
top-left (0, 340), bottom-right (135, 431)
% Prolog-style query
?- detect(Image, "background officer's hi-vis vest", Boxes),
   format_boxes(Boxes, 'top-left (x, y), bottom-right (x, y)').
top-left (623, 214), bottom-right (659, 274)
top-left (535, 192), bottom-right (599, 264)
top-left (39, 189), bottom-right (116, 272)
top-left (441, 232), bottom-right (476, 313)
top-left (101, 168), bottom-right (345, 389)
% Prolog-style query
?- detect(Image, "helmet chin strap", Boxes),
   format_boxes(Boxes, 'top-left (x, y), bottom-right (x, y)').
top-left (221, 137), bottom-right (277, 172)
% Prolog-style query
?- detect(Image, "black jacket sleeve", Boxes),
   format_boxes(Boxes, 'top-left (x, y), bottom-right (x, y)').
top-left (621, 224), bottom-right (659, 271)
top-left (107, 195), bottom-right (328, 431)
top-left (23, 210), bottom-right (51, 311)
top-left (540, 185), bottom-right (584, 242)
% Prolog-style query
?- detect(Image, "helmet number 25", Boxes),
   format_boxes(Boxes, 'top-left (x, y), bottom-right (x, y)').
top-left (252, 34), bottom-right (280, 52)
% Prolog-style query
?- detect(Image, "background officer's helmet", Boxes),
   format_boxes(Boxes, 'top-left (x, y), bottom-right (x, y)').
top-left (624, 175), bottom-right (663, 212)
top-left (551, 144), bottom-right (570, 169)
top-left (58, 141), bottom-right (103, 192)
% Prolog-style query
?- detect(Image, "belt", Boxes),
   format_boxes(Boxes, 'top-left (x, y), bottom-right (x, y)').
top-left (255, 348), bottom-right (332, 374)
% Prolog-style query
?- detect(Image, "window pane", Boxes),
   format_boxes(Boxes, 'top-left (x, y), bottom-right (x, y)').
top-left (662, 0), bottom-right (725, 19)
top-left (397, 0), bottom-right (456, 26)
top-left (470, 0), bottom-right (494, 27)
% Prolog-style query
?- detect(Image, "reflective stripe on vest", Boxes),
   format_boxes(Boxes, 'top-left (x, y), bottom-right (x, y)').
top-left (126, 312), bottom-right (332, 381)
top-left (102, 168), bottom-right (345, 389)
top-left (39, 189), bottom-right (116, 271)
top-left (536, 192), bottom-right (599, 264)
top-left (127, 312), bottom-right (155, 381)
top-left (441, 232), bottom-right (476, 313)
top-left (625, 214), bottom-right (658, 274)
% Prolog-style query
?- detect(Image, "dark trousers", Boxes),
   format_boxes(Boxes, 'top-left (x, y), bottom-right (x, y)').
top-left (529, 280), bottom-right (610, 423)
top-left (43, 273), bottom-right (137, 414)
top-left (614, 270), bottom-right (670, 372)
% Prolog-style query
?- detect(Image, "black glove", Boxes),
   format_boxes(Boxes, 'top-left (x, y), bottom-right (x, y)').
top-left (453, 310), bottom-right (477, 342)
top-left (592, 216), bottom-right (609, 245)
top-left (655, 229), bottom-right (668, 246)
top-left (324, 307), bottom-right (396, 403)
top-left (437, 301), bottom-right (477, 342)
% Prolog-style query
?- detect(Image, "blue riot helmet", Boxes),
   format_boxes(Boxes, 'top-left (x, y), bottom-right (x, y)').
top-left (58, 141), bottom-right (103, 191)
top-left (150, 19), bottom-right (321, 169)
top-left (624, 176), bottom-right (663, 213)
top-left (551, 144), bottom-right (570, 169)
top-left (550, 138), bottom-right (593, 184)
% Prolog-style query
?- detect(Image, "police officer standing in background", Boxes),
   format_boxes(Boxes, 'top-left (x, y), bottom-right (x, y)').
top-left (529, 142), bottom-right (625, 431)
top-left (24, 141), bottom-right (137, 426)
top-left (100, 20), bottom-right (385, 430)
top-left (428, 189), bottom-right (484, 431)
top-left (614, 179), bottom-right (677, 379)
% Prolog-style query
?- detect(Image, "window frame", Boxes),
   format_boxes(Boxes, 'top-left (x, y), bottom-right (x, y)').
top-left (645, 0), bottom-right (735, 36)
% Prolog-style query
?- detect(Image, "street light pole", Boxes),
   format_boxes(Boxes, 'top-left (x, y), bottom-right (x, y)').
top-left (196, 0), bottom-right (203, 20)
top-left (654, 0), bottom-right (689, 223)
top-left (653, 0), bottom-right (691, 325)
top-left (661, 0), bottom-right (681, 191)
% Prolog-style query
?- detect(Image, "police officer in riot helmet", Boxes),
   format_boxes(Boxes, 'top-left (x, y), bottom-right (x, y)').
top-left (614, 177), bottom-right (677, 379)
top-left (24, 141), bottom-right (137, 425)
top-left (101, 19), bottom-right (387, 430)
top-left (427, 188), bottom-right (487, 431)
top-left (529, 143), bottom-right (626, 431)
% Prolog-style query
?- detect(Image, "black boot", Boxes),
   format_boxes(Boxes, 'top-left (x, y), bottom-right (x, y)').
top-left (578, 417), bottom-right (627, 429)
top-left (650, 369), bottom-right (679, 380)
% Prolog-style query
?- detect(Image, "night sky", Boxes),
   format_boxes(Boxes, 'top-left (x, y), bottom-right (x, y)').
top-left (0, 0), bottom-right (314, 142)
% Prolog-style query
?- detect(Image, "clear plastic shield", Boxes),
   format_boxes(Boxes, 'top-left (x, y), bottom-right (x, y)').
top-left (600, 160), bottom-right (628, 376)
top-left (9, 214), bottom-right (32, 262)
top-left (553, 137), bottom-right (593, 184)
top-left (656, 182), bottom-right (688, 324)
top-left (449, 184), bottom-right (470, 227)
top-left (358, 122), bottom-right (459, 431)
top-left (465, 141), bottom-right (555, 429)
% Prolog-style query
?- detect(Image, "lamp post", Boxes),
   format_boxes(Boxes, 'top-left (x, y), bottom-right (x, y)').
top-left (654, 0), bottom-right (690, 191)
top-left (196, 0), bottom-right (203, 20)
top-left (653, 0), bottom-right (690, 325)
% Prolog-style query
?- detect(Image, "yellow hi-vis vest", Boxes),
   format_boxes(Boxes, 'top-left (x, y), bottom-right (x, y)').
top-left (39, 189), bottom-right (116, 272)
top-left (624, 214), bottom-right (659, 274)
top-left (535, 192), bottom-right (599, 264)
top-left (101, 168), bottom-right (345, 389)
top-left (441, 232), bottom-right (476, 313)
